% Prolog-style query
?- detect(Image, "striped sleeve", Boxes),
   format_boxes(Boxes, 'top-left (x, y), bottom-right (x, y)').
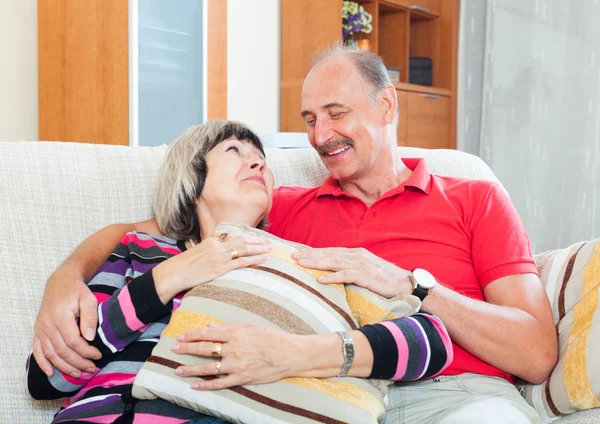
top-left (358, 313), bottom-right (453, 381)
top-left (95, 271), bottom-right (171, 353)
top-left (27, 232), bottom-right (173, 400)
top-left (87, 233), bottom-right (174, 361)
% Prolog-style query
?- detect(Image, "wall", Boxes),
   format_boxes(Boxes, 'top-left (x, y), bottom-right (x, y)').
top-left (479, 1), bottom-right (600, 251)
top-left (0, 0), bottom-right (38, 141)
top-left (227, 0), bottom-right (280, 133)
top-left (456, 0), bottom-right (486, 155)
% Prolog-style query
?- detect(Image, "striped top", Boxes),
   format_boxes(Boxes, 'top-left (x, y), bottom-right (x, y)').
top-left (27, 232), bottom-right (453, 423)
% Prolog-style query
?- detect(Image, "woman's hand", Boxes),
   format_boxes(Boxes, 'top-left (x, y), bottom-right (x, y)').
top-left (171, 323), bottom-right (309, 390)
top-left (172, 323), bottom-right (375, 389)
top-left (152, 234), bottom-right (272, 304)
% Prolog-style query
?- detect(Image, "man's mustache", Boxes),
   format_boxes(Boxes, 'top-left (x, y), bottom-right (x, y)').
top-left (316, 137), bottom-right (355, 156)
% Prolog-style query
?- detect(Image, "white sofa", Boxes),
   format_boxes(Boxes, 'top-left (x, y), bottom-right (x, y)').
top-left (0, 141), bottom-right (596, 423)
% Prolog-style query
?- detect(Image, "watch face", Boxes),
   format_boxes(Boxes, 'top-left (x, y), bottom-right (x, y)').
top-left (413, 268), bottom-right (437, 289)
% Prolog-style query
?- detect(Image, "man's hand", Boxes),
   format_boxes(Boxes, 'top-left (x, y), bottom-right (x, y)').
top-left (32, 221), bottom-right (142, 378)
top-left (292, 247), bottom-right (413, 298)
top-left (33, 265), bottom-right (101, 378)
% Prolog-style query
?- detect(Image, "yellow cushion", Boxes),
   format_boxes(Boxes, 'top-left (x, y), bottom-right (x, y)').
top-left (523, 239), bottom-right (600, 420)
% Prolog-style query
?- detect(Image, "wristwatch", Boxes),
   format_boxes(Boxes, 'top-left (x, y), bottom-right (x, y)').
top-left (409, 268), bottom-right (437, 301)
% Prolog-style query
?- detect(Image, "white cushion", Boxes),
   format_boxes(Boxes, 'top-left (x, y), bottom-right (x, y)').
top-left (0, 141), bottom-right (498, 422)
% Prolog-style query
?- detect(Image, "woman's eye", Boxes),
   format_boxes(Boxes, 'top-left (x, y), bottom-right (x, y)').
top-left (227, 146), bottom-right (240, 153)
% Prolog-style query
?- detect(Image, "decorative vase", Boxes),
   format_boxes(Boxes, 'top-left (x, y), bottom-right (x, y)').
top-left (344, 38), bottom-right (358, 48)
top-left (358, 39), bottom-right (370, 51)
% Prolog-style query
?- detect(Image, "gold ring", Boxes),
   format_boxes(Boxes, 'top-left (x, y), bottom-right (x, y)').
top-left (215, 360), bottom-right (223, 375)
top-left (230, 247), bottom-right (239, 260)
top-left (210, 342), bottom-right (222, 356)
top-left (216, 232), bottom-right (229, 242)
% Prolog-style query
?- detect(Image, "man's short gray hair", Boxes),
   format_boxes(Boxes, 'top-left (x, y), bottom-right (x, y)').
top-left (313, 42), bottom-right (399, 120)
top-left (153, 119), bottom-right (265, 242)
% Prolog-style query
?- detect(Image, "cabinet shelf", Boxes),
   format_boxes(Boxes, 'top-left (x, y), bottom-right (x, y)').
top-left (393, 82), bottom-right (451, 97)
top-left (408, 7), bottom-right (438, 21)
top-left (382, 0), bottom-right (441, 17)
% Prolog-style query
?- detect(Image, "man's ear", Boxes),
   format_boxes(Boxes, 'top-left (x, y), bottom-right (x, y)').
top-left (380, 85), bottom-right (398, 125)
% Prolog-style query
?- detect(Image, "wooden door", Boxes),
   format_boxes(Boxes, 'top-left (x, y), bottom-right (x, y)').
top-left (38, 0), bottom-right (129, 145)
top-left (406, 92), bottom-right (450, 149)
top-left (207, 0), bottom-right (228, 120)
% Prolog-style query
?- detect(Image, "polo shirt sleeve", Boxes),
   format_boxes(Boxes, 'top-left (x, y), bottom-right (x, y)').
top-left (470, 182), bottom-right (538, 287)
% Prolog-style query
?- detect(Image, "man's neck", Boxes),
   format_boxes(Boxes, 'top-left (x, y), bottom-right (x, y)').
top-left (339, 153), bottom-right (412, 206)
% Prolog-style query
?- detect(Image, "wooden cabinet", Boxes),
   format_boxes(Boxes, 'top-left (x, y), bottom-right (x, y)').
top-left (405, 92), bottom-right (450, 149)
top-left (396, 90), bottom-right (408, 146)
top-left (280, 0), bottom-right (459, 150)
top-left (378, 6), bottom-right (410, 83)
top-left (281, 0), bottom-right (341, 132)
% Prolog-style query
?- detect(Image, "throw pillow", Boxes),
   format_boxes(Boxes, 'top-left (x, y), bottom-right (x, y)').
top-left (523, 239), bottom-right (600, 422)
top-left (132, 223), bottom-right (420, 424)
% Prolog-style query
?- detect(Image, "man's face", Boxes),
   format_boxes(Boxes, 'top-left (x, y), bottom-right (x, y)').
top-left (300, 57), bottom-right (389, 183)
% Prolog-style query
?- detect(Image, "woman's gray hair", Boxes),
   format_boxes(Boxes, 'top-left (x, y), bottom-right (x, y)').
top-left (153, 119), bottom-right (265, 242)
top-left (313, 42), bottom-right (399, 119)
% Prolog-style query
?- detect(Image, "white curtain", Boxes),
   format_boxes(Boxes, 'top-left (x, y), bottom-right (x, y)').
top-left (460, 0), bottom-right (600, 252)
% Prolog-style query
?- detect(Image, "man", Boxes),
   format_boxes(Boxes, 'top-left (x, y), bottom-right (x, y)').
top-left (34, 45), bottom-right (556, 423)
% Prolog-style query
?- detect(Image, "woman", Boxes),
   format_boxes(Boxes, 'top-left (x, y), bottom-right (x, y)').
top-left (27, 120), bottom-right (452, 423)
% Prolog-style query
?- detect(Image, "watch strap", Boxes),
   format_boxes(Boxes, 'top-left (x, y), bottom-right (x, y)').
top-left (412, 284), bottom-right (430, 301)
top-left (336, 331), bottom-right (355, 377)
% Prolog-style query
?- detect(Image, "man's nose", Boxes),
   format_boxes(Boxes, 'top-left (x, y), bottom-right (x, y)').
top-left (314, 120), bottom-right (334, 147)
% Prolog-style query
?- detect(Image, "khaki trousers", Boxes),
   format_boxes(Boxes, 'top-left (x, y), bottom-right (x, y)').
top-left (382, 373), bottom-right (541, 424)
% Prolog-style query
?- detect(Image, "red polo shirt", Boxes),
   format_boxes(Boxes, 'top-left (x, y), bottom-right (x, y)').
top-left (267, 158), bottom-right (538, 381)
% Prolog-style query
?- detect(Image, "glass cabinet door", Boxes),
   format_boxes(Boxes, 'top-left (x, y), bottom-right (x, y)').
top-left (131, 0), bottom-right (206, 146)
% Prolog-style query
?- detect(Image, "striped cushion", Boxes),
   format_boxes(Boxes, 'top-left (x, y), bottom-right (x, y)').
top-left (132, 223), bottom-right (420, 423)
top-left (524, 239), bottom-right (600, 421)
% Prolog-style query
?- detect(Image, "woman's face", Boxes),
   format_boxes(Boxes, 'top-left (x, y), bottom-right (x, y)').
top-left (199, 137), bottom-right (274, 226)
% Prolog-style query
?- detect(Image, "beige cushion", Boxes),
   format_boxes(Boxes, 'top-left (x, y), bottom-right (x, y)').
top-left (132, 223), bottom-right (421, 424)
top-left (524, 240), bottom-right (600, 421)
top-left (0, 141), bottom-right (499, 422)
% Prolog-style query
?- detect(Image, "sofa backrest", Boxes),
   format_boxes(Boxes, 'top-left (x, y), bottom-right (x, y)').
top-left (0, 141), bottom-right (498, 421)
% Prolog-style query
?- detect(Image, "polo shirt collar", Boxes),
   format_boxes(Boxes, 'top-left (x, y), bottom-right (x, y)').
top-left (401, 158), bottom-right (432, 194)
top-left (316, 158), bottom-right (432, 198)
